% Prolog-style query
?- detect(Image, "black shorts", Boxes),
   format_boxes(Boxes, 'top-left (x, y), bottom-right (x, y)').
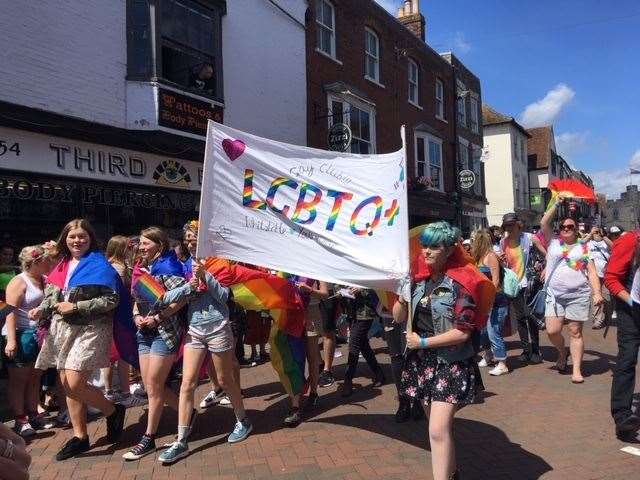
top-left (319, 297), bottom-right (338, 333)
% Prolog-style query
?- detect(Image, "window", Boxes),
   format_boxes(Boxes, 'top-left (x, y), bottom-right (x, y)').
top-left (364, 28), bottom-right (380, 82)
top-left (470, 96), bottom-right (479, 133)
top-left (126, 0), bottom-right (224, 100)
top-left (435, 79), bottom-right (444, 119)
top-left (328, 95), bottom-right (375, 154)
top-left (457, 139), bottom-right (469, 170)
top-left (408, 59), bottom-right (419, 105)
top-left (457, 92), bottom-right (466, 126)
top-left (471, 145), bottom-right (482, 196)
top-left (415, 133), bottom-right (444, 191)
top-left (316, 0), bottom-right (336, 58)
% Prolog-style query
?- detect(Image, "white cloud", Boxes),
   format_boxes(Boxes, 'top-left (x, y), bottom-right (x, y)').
top-left (373, 0), bottom-right (401, 13)
top-left (519, 84), bottom-right (575, 128)
top-left (555, 131), bottom-right (589, 160)
top-left (453, 32), bottom-right (472, 54)
top-left (590, 149), bottom-right (640, 199)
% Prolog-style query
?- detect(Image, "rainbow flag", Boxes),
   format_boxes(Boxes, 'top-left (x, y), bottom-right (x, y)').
top-left (269, 321), bottom-right (305, 396)
top-left (0, 301), bottom-right (16, 320)
top-left (373, 289), bottom-right (398, 317)
top-left (132, 272), bottom-right (166, 305)
top-left (230, 277), bottom-right (299, 311)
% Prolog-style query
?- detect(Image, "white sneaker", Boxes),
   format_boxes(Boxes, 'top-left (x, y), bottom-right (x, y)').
top-left (130, 382), bottom-right (146, 397)
top-left (199, 389), bottom-right (224, 409)
top-left (478, 357), bottom-right (490, 367)
top-left (219, 394), bottom-right (231, 406)
top-left (489, 363), bottom-right (509, 376)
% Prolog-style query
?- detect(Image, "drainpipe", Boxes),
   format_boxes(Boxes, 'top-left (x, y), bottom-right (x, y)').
top-left (452, 66), bottom-right (462, 230)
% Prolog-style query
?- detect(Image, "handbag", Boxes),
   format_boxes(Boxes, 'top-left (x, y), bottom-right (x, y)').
top-left (527, 254), bottom-right (563, 325)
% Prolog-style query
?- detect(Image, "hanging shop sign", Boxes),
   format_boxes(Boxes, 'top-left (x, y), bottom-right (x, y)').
top-left (158, 87), bottom-right (224, 138)
top-left (0, 126), bottom-right (202, 191)
top-left (458, 169), bottom-right (476, 189)
top-left (327, 123), bottom-right (352, 152)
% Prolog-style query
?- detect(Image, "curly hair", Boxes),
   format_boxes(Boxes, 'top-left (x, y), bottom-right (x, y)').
top-left (419, 221), bottom-right (461, 248)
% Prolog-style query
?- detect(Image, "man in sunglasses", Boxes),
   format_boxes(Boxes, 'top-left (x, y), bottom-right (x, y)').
top-left (499, 213), bottom-right (547, 364)
top-left (604, 226), bottom-right (640, 441)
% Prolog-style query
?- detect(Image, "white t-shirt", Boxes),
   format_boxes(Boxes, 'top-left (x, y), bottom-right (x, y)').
top-left (588, 239), bottom-right (609, 278)
top-left (546, 239), bottom-right (592, 300)
top-left (631, 269), bottom-right (640, 304)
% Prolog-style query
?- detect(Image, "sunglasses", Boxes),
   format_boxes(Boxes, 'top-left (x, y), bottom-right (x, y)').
top-left (560, 224), bottom-right (576, 231)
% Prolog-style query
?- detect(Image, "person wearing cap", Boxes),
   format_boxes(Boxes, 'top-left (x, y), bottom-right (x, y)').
top-left (604, 226), bottom-right (640, 441)
top-left (608, 225), bottom-right (623, 242)
top-left (499, 213), bottom-right (547, 364)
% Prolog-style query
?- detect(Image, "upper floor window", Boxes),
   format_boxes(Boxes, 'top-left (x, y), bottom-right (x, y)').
top-left (457, 92), bottom-right (466, 127)
top-left (415, 133), bottom-right (444, 192)
top-left (364, 28), bottom-right (380, 82)
top-left (328, 95), bottom-right (376, 154)
top-left (469, 96), bottom-right (479, 133)
top-left (316, 0), bottom-right (336, 58)
top-left (408, 59), bottom-right (419, 105)
top-left (126, 0), bottom-right (224, 101)
top-left (435, 79), bottom-right (444, 119)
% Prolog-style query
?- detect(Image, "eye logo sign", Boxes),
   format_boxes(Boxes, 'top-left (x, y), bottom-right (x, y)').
top-left (153, 160), bottom-right (192, 187)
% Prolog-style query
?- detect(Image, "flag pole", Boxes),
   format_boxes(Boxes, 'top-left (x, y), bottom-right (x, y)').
top-left (400, 125), bottom-right (413, 335)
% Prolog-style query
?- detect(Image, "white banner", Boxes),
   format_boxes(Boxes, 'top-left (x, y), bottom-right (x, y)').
top-left (197, 122), bottom-right (410, 292)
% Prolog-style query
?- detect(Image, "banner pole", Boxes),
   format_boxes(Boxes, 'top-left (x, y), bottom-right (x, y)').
top-left (400, 125), bottom-right (413, 335)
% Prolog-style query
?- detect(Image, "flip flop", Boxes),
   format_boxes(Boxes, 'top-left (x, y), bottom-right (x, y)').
top-left (571, 377), bottom-right (584, 384)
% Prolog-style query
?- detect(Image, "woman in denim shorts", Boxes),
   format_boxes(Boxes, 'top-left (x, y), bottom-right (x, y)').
top-left (124, 227), bottom-right (187, 461)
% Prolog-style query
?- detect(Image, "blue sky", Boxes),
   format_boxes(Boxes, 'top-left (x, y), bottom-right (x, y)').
top-left (374, 0), bottom-right (640, 199)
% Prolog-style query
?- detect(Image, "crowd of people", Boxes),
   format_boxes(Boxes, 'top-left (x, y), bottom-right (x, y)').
top-left (0, 194), bottom-right (639, 480)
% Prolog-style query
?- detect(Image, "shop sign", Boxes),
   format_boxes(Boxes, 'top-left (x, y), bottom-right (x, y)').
top-left (327, 123), bottom-right (352, 152)
top-left (0, 126), bottom-right (202, 192)
top-left (158, 88), bottom-right (223, 138)
top-left (0, 176), bottom-right (197, 212)
top-left (458, 169), bottom-right (476, 189)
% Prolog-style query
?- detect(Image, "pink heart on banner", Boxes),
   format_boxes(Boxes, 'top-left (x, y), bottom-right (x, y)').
top-left (222, 138), bottom-right (246, 161)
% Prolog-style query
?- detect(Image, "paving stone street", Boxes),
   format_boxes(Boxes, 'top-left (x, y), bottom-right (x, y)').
top-left (24, 326), bottom-right (640, 480)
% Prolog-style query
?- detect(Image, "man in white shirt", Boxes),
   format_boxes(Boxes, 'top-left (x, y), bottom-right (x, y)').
top-left (586, 227), bottom-right (613, 329)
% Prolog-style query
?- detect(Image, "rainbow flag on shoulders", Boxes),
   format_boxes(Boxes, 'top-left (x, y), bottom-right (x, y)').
top-left (132, 272), bottom-right (166, 305)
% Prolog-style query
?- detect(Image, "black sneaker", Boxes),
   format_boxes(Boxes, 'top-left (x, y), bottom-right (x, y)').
top-left (283, 408), bottom-right (302, 428)
top-left (305, 392), bottom-right (319, 410)
top-left (395, 397), bottom-right (411, 423)
top-left (529, 352), bottom-right (543, 364)
top-left (517, 352), bottom-right (530, 363)
top-left (615, 414), bottom-right (640, 441)
top-left (318, 370), bottom-right (335, 388)
top-left (106, 403), bottom-right (126, 443)
top-left (122, 434), bottom-right (156, 460)
top-left (372, 369), bottom-right (386, 387)
top-left (340, 379), bottom-right (354, 398)
top-left (55, 436), bottom-right (90, 461)
top-left (259, 352), bottom-right (270, 363)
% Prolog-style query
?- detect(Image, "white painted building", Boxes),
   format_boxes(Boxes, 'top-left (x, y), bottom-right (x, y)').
top-left (482, 105), bottom-right (537, 227)
top-left (0, 0), bottom-right (307, 243)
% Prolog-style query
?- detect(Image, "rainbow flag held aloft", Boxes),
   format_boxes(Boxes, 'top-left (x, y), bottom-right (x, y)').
top-left (132, 272), bottom-right (166, 305)
top-left (0, 301), bottom-right (16, 320)
top-left (230, 277), bottom-right (300, 312)
top-left (373, 289), bottom-right (398, 318)
top-left (269, 322), bottom-right (305, 397)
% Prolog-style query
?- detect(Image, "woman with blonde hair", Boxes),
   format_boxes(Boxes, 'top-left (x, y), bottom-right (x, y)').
top-left (32, 219), bottom-right (128, 460)
top-left (3, 244), bottom-right (55, 437)
top-left (124, 226), bottom-right (186, 461)
top-left (471, 229), bottom-right (510, 376)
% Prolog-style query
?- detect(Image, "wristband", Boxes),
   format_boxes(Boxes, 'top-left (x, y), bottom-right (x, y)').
top-left (419, 337), bottom-right (428, 349)
top-left (627, 298), bottom-right (634, 307)
top-left (72, 303), bottom-right (79, 313)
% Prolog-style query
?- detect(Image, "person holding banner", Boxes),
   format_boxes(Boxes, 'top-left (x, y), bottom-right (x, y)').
top-left (31, 219), bottom-right (128, 460)
top-left (3, 244), bottom-right (55, 437)
top-left (124, 227), bottom-right (186, 461)
top-left (393, 222), bottom-right (495, 480)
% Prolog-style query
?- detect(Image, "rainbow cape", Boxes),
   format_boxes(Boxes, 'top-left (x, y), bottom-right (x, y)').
top-left (0, 301), bottom-right (16, 320)
top-left (132, 271), bottom-right (166, 305)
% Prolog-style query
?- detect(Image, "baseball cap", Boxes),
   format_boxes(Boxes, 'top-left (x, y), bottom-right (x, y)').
top-left (609, 226), bottom-right (622, 234)
top-left (501, 212), bottom-right (520, 226)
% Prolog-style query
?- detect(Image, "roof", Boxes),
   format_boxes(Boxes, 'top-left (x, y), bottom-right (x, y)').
top-left (526, 126), bottom-right (554, 169)
top-left (482, 104), bottom-right (530, 137)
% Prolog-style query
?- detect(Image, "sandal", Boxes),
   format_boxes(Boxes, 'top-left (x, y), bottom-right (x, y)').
top-left (554, 348), bottom-right (569, 373)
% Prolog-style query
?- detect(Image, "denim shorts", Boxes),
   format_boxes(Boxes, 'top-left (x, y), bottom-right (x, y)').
top-left (136, 330), bottom-right (177, 356)
top-left (2, 328), bottom-right (39, 367)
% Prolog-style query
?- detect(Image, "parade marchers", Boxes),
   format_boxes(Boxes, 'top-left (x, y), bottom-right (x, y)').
top-left (1, 205), bottom-right (639, 480)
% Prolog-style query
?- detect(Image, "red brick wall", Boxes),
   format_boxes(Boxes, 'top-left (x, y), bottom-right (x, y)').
top-left (306, 0), bottom-right (456, 199)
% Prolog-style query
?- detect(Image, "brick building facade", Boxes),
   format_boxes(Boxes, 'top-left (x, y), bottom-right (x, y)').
top-left (306, 0), bottom-right (460, 226)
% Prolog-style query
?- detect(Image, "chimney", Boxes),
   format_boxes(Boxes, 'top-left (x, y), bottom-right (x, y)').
top-left (397, 0), bottom-right (426, 41)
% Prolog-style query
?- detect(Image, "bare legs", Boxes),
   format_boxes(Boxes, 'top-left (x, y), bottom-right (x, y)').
top-left (545, 316), bottom-right (585, 381)
top-left (424, 401), bottom-right (458, 480)
top-left (138, 354), bottom-right (177, 436)
top-left (7, 366), bottom-right (42, 419)
top-left (306, 335), bottom-right (320, 396)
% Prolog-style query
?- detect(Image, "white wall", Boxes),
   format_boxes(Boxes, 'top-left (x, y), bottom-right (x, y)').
top-left (0, 0), bottom-right (127, 128)
top-left (222, 0), bottom-right (307, 146)
top-left (483, 124), bottom-right (515, 226)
